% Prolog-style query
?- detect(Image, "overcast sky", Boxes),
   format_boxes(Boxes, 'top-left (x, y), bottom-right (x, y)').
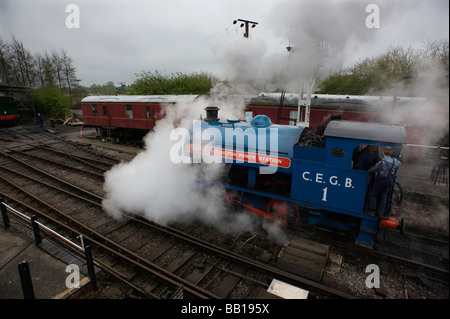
top-left (1, 0), bottom-right (448, 88)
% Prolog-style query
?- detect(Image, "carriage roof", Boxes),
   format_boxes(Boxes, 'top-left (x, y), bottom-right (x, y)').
top-left (81, 95), bottom-right (199, 104)
top-left (324, 120), bottom-right (407, 144)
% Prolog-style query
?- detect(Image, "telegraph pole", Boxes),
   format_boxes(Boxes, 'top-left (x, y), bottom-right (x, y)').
top-left (233, 19), bottom-right (258, 38)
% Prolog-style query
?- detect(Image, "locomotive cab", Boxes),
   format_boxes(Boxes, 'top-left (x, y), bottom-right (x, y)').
top-left (291, 121), bottom-right (407, 247)
top-left (292, 121), bottom-right (406, 213)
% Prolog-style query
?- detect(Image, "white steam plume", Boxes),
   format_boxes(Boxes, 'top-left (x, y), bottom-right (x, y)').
top-left (102, 98), bottom-right (227, 226)
top-left (211, 0), bottom-right (448, 95)
top-left (211, 0), bottom-right (369, 94)
top-left (101, 97), bottom-right (288, 242)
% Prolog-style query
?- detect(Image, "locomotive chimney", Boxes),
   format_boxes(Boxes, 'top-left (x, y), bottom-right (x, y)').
top-left (204, 106), bottom-right (220, 122)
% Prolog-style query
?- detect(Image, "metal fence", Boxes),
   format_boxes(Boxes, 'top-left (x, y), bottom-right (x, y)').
top-left (0, 199), bottom-right (97, 298)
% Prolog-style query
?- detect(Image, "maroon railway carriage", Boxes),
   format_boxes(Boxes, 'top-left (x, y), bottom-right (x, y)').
top-left (81, 95), bottom-right (198, 141)
top-left (245, 93), bottom-right (448, 161)
top-left (246, 93), bottom-right (428, 130)
top-left (246, 93), bottom-right (444, 143)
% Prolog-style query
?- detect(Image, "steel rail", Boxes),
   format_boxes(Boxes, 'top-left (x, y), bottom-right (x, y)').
top-left (127, 214), bottom-right (356, 299)
top-left (294, 221), bottom-right (449, 277)
top-left (1, 142), bottom-right (355, 298)
top-left (0, 150), bottom-right (103, 202)
top-left (368, 247), bottom-right (449, 276)
top-left (0, 166), bottom-right (102, 208)
top-left (2, 192), bottom-right (157, 299)
top-left (32, 144), bottom-right (110, 172)
top-left (8, 149), bottom-right (104, 178)
top-left (328, 237), bottom-right (449, 281)
top-left (0, 176), bottom-right (218, 299)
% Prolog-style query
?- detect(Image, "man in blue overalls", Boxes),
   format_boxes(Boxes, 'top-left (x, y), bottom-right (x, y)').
top-left (367, 146), bottom-right (401, 217)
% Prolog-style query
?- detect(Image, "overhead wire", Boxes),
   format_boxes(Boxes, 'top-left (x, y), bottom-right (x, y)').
top-left (161, 31), bottom-right (237, 70)
top-left (157, 28), bottom-right (227, 68)
top-left (152, 23), bottom-right (242, 72)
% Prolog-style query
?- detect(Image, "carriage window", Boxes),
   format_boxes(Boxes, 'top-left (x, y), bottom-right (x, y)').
top-left (102, 105), bottom-right (108, 116)
top-left (92, 104), bottom-right (98, 116)
top-left (330, 114), bottom-right (341, 121)
top-left (126, 105), bottom-right (133, 118)
top-left (146, 107), bottom-right (152, 118)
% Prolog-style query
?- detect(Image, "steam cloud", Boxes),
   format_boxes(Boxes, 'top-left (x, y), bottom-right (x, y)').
top-left (212, 0), bottom-right (372, 94)
top-left (212, 0), bottom-right (448, 96)
top-left (102, 0), bottom-right (447, 241)
top-left (101, 97), bottom-right (288, 242)
top-left (102, 98), bottom-right (228, 225)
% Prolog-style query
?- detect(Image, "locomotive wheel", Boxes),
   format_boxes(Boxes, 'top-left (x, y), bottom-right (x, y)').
top-left (266, 199), bottom-right (299, 227)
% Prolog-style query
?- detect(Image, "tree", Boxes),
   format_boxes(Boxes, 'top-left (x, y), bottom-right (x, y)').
top-left (40, 51), bottom-right (57, 86)
top-left (89, 81), bottom-right (118, 95)
top-left (60, 49), bottom-right (80, 104)
top-left (419, 39), bottom-right (449, 72)
top-left (0, 36), bottom-right (81, 99)
top-left (0, 38), bottom-right (13, 85)
top-left (126, 71), bottom-right (215, 95)
top-left (52, 50), bottom-right (64, 89)
top-left (317, 42), bottom-right (448, 95)
top-left (32, 85), bottom-right (70, 118)
top-left (0, 35), bottom-right (85, 121)
top-left (10, 36), bottom-right (36, 87)
top-left (316, 67), bottom-right (374, 95)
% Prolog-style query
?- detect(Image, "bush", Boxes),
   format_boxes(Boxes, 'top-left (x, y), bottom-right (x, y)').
top-left (126, 71), bottom-right (215, 95)
top-left (32, 85), bottom-right (70, 118)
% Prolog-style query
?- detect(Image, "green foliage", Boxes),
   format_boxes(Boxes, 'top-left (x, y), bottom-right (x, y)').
top-left (317, 69), bottom-right (374, 95)
top-left (318, 47), bottom-right (417, 95)
top-left (126, 71), bottom-right (215, 95)
top-left (32, 85), bottom-right (70, 118)
top-left (89, 81), bottom-right (118, 95)
top-left (318, 41), bottom-right (449, 95)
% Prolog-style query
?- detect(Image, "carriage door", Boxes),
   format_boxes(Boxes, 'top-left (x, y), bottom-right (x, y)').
top-left (102, 105), bottom-right (110, 126)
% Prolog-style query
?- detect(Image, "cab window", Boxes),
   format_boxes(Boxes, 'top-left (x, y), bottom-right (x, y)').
top-left (352, 145), bottom-right (379, 170)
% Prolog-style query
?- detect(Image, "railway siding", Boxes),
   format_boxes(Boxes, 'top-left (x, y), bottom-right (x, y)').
top-left (0, 124), bottom-right (448, 299)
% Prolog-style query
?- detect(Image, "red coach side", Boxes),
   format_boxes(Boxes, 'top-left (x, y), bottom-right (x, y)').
top-left (81, 95), bottom-right (198, 139)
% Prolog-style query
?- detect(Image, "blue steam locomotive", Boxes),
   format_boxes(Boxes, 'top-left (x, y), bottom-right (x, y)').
top-left (189, 107), bottom-right (406, 248)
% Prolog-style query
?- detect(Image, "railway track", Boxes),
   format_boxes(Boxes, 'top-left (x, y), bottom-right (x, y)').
top-left (1, 125), bottom-right (447, 299)
top-left (289, 218), bottom-right (448, 298)
top-left (0, 126), bottom-right (355, 299)
top-left (373, 228), bottom-right (449, 284)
